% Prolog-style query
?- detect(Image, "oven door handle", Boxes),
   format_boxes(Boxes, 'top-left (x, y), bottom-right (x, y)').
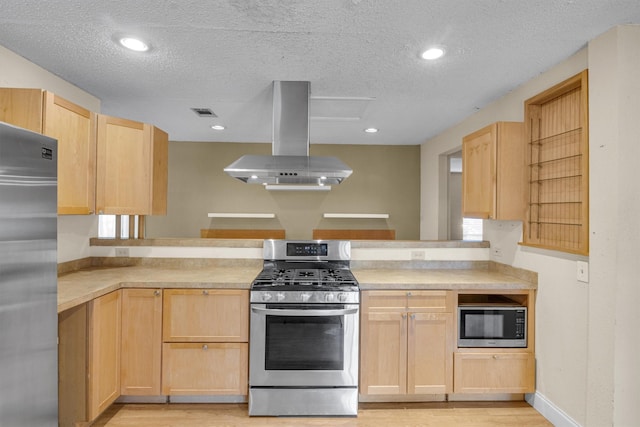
top-left (251, 306), bottom-right (358, 317)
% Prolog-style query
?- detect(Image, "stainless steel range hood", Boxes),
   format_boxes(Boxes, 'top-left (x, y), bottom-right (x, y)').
top-left (224, 81), bottom-right (352, 188)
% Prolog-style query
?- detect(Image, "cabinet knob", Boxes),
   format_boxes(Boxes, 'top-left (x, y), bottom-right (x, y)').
top-left (410, 314), bottom-right (415, 320)
top-left (202, 344), bottom-right (208, 350)
top-left (407, 291), bottom-right (412, 297)
top-left (402, 314), bottom-right (407, 319)
top-left (202, 290), bottom-right (209, 295)
top-left (493, 355), bottom-right (498, 360)
top-left (154, 290), bottom-right (161, 296)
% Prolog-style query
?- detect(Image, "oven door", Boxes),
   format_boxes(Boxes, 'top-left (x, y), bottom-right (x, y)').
top-left (250, 303), bottom-right (359, 387)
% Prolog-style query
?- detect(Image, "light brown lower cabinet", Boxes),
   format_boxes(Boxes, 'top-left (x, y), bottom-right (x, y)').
top-left (58, 304), bottom-right (88, 427)
top-left (161, 343), bottom-right (248, 395)
top-left (453, 352), bottom-right (535, 393)
top-left (409, 312), bottom-right (453, 394)
top-left (87, 290), bottom-right (122, 421)
top-left (161, 289), bottom-right (249, 398)
top-left (120, 288), bottom-right (163, 396)
top-left (360, 290), bottom-right (453, 398)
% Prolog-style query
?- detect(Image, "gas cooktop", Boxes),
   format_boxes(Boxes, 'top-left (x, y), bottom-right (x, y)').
top-left (250, 240), bottom-right (359, 303)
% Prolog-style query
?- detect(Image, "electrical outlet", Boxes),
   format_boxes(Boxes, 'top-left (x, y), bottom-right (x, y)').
top-left (411, 250), bottom-right (425, 260)
top-left (115, 247), bottom-right (129, 257)
top-left (577, 260), bottom-right (589, 282)
top-left (492, 246), bottom-right (503, 258)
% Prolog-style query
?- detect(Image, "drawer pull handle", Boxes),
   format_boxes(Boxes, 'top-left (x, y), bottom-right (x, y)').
top-left (202, 344), bottom-right (208, 350)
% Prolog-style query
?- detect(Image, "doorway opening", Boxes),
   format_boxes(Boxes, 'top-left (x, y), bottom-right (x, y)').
top-left (448, 151), bottom-right (482, 241)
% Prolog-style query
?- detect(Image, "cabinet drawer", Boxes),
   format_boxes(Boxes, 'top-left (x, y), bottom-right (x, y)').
top-left (361, 291), bottom-right (407, 311)
top-left (163, 289), bottom-right (248, 342)
top-left (453, 352), bottom-right (534, 393)
top-left (362, 290), bottom-right (452, 312)
top-left (407, 290), bottom-right (452, 311)
top-left (161, 343), bottom-right (248, 395)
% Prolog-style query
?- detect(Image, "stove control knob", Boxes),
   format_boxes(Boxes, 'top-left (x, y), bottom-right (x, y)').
top-left (261, 292), bottom-right (273, 302)
top-left (325, 292), bottom-right (336, 302)
top-left (276, 292), bottom-right (286, 302)
top-left (337, 293), bottom-right (348, 302)
top-left (300, 292), bottom-right (312, 302)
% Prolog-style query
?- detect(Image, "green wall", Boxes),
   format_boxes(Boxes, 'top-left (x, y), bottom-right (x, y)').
top-left (146, 141), bottom-right (420, 239)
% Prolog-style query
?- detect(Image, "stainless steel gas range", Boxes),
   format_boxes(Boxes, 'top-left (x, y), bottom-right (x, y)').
top-left (249, 240), bottom-right (359, 417)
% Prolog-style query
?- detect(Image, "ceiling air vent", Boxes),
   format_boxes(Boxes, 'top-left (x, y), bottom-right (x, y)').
top-left (191, 107), bottom-right (217, 117)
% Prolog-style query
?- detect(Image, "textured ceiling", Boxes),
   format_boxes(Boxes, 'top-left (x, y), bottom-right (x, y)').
top-left (1, 0), bottom-right (639, 145)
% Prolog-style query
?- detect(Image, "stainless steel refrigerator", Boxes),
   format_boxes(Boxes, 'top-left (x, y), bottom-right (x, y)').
top-left (0, 121), bottom-right (58, 426)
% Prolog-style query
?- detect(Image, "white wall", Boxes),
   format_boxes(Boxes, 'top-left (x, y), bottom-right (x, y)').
top-left (587, 25), bottom-right (640, 427)
top-left (420, 25), bottom-right (640, 426)
top-left (0, 45), bottom-right (101, 262)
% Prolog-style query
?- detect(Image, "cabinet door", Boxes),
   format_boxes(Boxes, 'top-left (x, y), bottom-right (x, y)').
top-left (359, 311), bottom-right (407, 395)
top-left (0, 88), bottom-right (44, 132)
top-left (0, 88), bottom-right (97, 215)
top-left (163, 289), bottom-right (249, 342)
top-left (408, 312), bottom-right (452, 394)
top-left (58, 304), bottom-right (88, 427)
top-left (121, 289), bottom-right (163, 396)
top-left (43, 92), bottom-right (97, 214)
top-left (453, 352), bottom-right (535, 393)
top-left (494, 122), bottom-right (526, 220)
top-left (95, 114), bottom-right (168, 215)
top-left (87, 290), bottom-right (121, 420)
top-left (161, 343), bottom-right (248, 395)
top-left (462, 123), bottom-right (496, 219)
top-left (462, 122), bottom-right (524, 220)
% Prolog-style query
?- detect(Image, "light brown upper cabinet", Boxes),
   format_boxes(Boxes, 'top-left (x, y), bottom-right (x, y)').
top-left (96, 114), bottom-right (168, 215)
top-left (0, 88), bottom-right (97, 214)
top-left (462, 122), bottom-right (525, 220)
top-left (523, 70), bottom-right (589, 255)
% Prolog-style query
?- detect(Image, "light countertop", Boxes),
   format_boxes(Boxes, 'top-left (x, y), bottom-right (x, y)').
top-left (57, 263), bottom-right (535, 313)
top-left (354, 268), bottom-right (535, 290)
top-left (57, 265), bottom-right (261, 313)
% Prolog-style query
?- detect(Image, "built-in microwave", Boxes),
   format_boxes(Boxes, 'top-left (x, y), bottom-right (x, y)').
top-left (458, 306), bottom-right (527, 348)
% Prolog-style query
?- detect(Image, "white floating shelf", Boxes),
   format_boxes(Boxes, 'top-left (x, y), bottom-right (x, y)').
top-left (208, 213), bottom-right (276, 218)
top-left (323, 213), bottom-right (389, 219)
top-left (265, 185), bottom-right (331, 191)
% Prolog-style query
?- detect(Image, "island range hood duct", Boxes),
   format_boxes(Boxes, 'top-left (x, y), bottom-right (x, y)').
top-left (224, 81), bottom-right (352, 188)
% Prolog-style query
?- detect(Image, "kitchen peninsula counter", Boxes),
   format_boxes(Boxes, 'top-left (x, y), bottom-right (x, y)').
top-left (354, 267), bottom-right (536, 291)
top-left (57, 263), bottom-right (261, 313)
top-left (58, 261), bottom-right (535, 313)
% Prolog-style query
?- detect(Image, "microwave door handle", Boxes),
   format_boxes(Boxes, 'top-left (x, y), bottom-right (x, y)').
top-left (251, 306), bottom-right (358, 317)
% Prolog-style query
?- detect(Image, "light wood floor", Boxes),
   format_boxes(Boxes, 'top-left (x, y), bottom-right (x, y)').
top-left (92, 402), bottom-right (553, 427)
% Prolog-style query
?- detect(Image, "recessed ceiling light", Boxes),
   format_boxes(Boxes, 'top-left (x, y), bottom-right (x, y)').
top-left (119, 37), bottom-right (149, 52)
top-left (421, 47), bottom-right (445, 60)
top-left (211, 125), bottom-right (225, 130)
top-left (364, 128), bottom-right (379, 133)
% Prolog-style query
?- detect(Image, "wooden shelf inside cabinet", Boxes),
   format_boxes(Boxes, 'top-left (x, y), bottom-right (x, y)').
top-left (523, 70), bottom-right (589, 255)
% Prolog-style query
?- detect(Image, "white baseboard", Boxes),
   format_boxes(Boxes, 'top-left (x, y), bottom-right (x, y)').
top-left (526, 391), bottom-right (581, 427)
